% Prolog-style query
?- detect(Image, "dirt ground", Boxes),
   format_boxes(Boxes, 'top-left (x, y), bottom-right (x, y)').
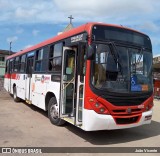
top-left (0, 88), bottom-right (160, 155)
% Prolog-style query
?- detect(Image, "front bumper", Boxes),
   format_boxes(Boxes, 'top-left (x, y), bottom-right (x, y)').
top-left (82, 109), bottom-right (153, 131)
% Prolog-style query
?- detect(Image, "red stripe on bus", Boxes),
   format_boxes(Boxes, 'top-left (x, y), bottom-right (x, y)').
top-left (4, 74), bottom-right (11, 79)
top-left (4, 73), bottom-right (17, 79)
top-left (11, 73), bottom-right (17, 79)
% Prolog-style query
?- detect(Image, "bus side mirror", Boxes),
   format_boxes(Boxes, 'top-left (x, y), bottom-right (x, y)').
top-left (86, 45), bottom-right (96, 60)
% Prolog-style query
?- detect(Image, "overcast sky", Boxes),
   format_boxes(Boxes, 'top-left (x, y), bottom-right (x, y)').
top-left (0, 0), bottom-right (160, 56)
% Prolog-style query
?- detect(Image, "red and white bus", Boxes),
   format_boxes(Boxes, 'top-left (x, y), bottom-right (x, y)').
top-left (4, 22), bottom-right (153, 131)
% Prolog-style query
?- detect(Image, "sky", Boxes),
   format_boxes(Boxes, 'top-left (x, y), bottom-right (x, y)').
top-left (0, 0), bottom-right (160, 56)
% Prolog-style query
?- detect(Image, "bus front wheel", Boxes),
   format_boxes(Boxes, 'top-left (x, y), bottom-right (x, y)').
top-left (48, 97), bottom-right (65, 126)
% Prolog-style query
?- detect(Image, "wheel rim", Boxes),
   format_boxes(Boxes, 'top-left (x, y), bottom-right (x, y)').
top-left (50, 104), bottom-right (58, 119)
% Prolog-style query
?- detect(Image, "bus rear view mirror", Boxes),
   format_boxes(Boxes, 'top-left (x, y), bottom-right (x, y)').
top-left (86, 45), bottom-right (96, 60)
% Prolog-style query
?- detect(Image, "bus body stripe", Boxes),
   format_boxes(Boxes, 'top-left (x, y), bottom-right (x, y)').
top-left (5, 73), bottom-right (17, 79)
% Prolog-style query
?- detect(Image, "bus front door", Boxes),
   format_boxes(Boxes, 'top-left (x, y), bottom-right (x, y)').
top-left (60, 47), bottom-right (76, 123)
top-left (25, 56), bottom-right (34, 103)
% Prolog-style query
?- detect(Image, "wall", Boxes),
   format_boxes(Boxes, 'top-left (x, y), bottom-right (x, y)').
top-left (0, 54), bottom-right (6, 77)
top-left (0, 78), bottom-right (4, 91)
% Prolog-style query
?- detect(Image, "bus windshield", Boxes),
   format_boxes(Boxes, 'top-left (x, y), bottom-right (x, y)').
top-left (91, 43), bottom-right (153, 93)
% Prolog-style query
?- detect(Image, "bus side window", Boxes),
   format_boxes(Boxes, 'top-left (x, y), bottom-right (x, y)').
top-left (20, 55), bottom-right (26, 73)
top-left (34, 46), bottom-right (49, 72)
top-left (14, 57), bottom-right (20, 72)
top-left (35, 49), bottom-right (43, 72)
top-left (10, 59), bottom-right (14, 73)
top-left (5, 60), bottom-right (9, 73)
top-left (49, 42), bottom-right (62, 72)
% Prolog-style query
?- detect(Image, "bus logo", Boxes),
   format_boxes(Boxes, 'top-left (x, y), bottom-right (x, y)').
top-left (126, 108), bottom-right (132, 114)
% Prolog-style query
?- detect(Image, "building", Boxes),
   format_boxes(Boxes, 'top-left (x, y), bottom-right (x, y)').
top-left (63, 23), bottom-right (74, 32)
top-left (153, 55), bottom-right (160, 98)
top-left (153, 55), bottom-right (160, 80)
top-left (0, 50), bottom-right (14, 77)
top-left (58, 15), bottom-right (74, 35)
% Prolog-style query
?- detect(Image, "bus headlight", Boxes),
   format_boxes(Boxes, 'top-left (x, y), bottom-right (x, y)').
top-left (95, 103), bottom-right (100, 108)
top-left (100, 108), bottom-right (105, 113)
top-left (89, 100), bottom-right (110, 115)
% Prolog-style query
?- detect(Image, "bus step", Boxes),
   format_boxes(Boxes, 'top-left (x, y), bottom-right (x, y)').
top-left (63, 117), bottom-right (74, 124)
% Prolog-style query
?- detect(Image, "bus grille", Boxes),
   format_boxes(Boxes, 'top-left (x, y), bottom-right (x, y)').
top-left (101, 94), bottom-right (150, 106)
top-left (112, 109), bottom-right (141, 113)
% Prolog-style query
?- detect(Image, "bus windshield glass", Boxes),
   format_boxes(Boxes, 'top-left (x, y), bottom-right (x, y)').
top-left (91, 43), bottom-right (152, 93)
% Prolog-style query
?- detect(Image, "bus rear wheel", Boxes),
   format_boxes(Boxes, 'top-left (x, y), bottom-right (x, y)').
top-left (13, 86), bottom-right (20, 102)
top-left (48, 97), bottom-right (65, 126)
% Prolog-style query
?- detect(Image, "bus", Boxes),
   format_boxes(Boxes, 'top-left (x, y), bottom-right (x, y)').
top-left (4, 22), bottom-right (153, 131)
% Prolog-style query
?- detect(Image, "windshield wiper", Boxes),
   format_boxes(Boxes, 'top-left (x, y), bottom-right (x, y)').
top-left (109, 42), bottom-right (123, 76)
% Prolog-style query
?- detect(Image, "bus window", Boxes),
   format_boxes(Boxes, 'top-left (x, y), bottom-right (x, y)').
top-left (5, 60), bottom-right (9, 73)
top-left (20, 55), bottom-right (26, 73)
top-left (14, 57), bottom-right (20, 72)
top-left (49, 42), bottom-right (62, 72)
top-left (10, 59), bottom-right (14, 73)
top-left (63, 50), bottom-right (75, 81)
top-left (35, 49), bottom-right (44, 72)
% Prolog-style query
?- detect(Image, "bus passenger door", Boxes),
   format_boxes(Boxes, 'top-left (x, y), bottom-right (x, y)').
top-left (25, 56), bottom-right (34, 103)
top-left (75, 43), bottom-right (86, 126)
top-left (60, 47), bottom-right (76, 122)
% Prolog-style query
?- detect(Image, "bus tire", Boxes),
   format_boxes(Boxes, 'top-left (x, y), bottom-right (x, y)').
top-left (48, 97), bottom-right (65, 126)
top-left (13, 86), bottom-right (21, 102)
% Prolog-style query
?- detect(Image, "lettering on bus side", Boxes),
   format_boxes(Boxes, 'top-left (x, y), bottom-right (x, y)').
top-left (41, 75), bottom-right (50, 83)
top-left (35, 75), bottom-right (50, 83)
top-left (16, 74), bottom-right (20, 80)
top-left (35, 75), bottom-right (41, 82)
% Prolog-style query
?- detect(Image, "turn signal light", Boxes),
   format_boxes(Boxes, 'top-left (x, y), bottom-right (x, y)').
top-left (145, 102), bottom-right (154, 112)
top-left (146, 106), bottom-right (149, 111)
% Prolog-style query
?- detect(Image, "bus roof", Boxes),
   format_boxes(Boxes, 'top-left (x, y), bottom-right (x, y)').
top-left (7, 22), bottom-right (145, 60)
